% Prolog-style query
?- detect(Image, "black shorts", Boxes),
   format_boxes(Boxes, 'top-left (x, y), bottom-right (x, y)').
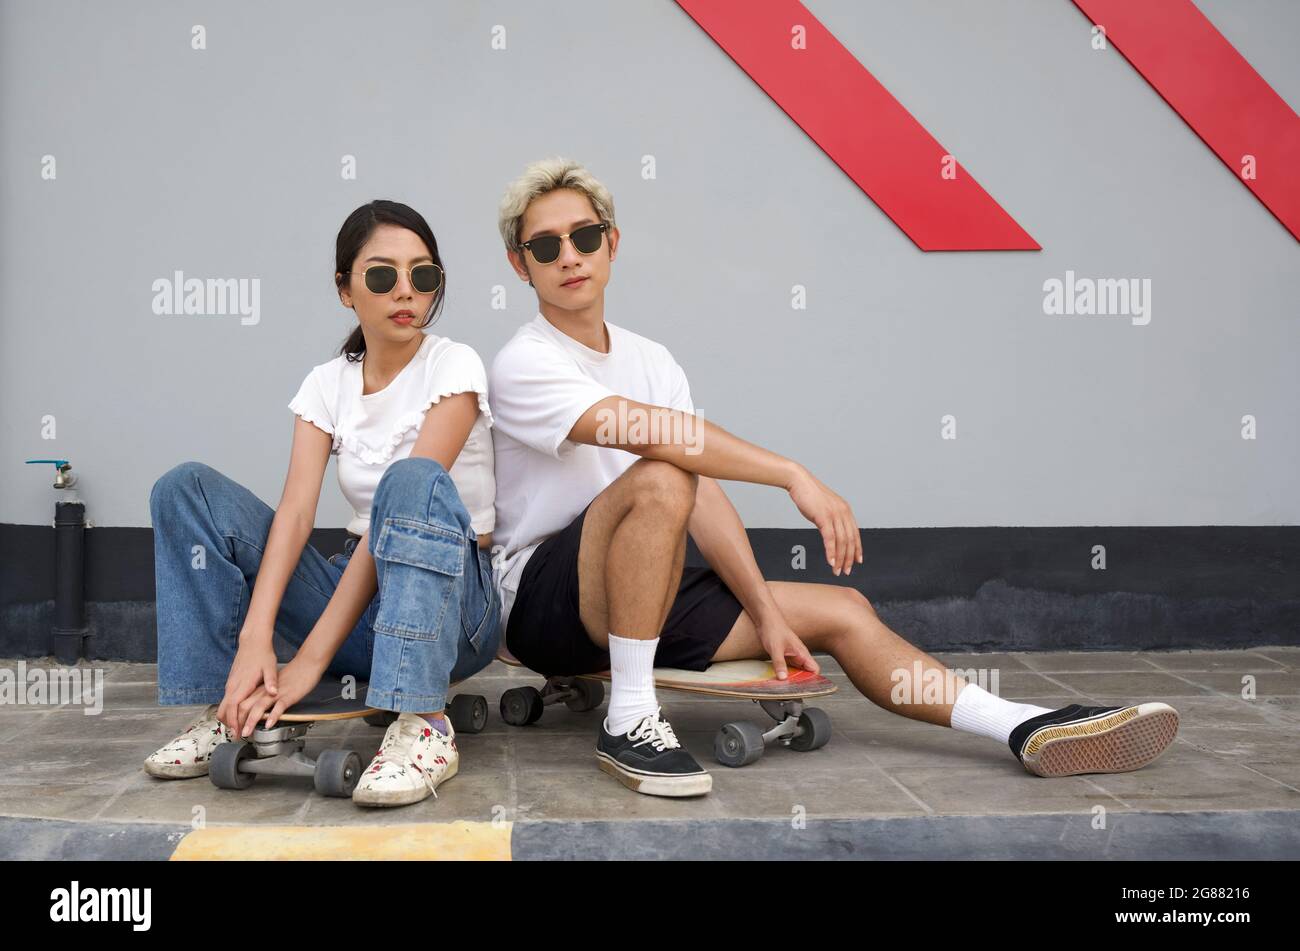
top-left (505, 502), bottom-right (746, 678)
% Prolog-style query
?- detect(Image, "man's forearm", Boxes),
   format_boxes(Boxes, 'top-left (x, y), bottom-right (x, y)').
top-left (636, 415), bottom-right (801, 489)
top-left (688, 476), bottom-right (778, 624)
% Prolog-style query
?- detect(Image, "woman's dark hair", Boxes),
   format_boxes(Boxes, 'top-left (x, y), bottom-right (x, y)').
top-left (334, 200), bottom-right (447, 362)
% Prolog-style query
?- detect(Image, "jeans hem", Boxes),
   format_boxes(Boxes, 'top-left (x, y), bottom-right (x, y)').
top-left (363, 687), bottom-right (448, 714)
top-left (158, 687), bottom-right (226, 706)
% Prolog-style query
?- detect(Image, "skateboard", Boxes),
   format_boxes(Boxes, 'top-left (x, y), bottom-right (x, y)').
top-left (208, 677), bottom-right (488, 797)
top-left (496, 648), bottom-right (838, 767)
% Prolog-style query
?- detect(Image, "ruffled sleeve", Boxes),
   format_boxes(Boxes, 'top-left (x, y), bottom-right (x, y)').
top-left (288, 367), bottom-right (337, 440)
top-left (331, 341), bottom-right (493, 467)
top-left (425, 342), bottom-right (493, 427)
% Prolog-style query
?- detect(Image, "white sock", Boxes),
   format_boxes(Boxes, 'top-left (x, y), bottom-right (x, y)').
top-left (949, 682), bottom-right (1053, 744)
top-left (604, 633), bottom-right (660, 735)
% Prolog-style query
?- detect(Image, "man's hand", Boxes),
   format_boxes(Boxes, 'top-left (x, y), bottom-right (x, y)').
top-left (755, 610), bottom-right (820, 680)
top-left (235, 653), bottom-right (329, 738)
top-left (216, 634), bottom-right (279, 733)
top-left (787, 466), bottom-right (863, 576)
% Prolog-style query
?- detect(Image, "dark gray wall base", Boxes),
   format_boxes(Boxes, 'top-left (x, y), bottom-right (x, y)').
top-left (4, 586), bottom-right (1297, 661)
top-left (3, 523), bottom-right (1298, 658)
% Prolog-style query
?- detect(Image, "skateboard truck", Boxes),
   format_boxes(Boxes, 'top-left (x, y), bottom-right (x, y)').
top-left (209, 683), bottom-right (489, 798)
top-left (714, 700), bottom-right (832, 768)
top-left (211, 723), bottom-right (367, 798)
top-left (500, 673), bottom-right (833, 768)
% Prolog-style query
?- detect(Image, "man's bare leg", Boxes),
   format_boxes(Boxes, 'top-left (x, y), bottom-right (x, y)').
top-left (576, 458), bottom-right (696, 645)
top-left (711, 581), bottom-right (963, 726)
top-left (711, 581), bottom-right (1180, 776)
top-left (569, 458), bottom-right (713, 795)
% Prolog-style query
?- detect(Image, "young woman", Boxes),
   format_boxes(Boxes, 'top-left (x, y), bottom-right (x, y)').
top-left (144, 200), bottom-right (500, 808)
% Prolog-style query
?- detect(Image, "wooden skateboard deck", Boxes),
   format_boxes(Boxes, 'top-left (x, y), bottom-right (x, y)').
top-left (269, 676), bottom-right (478, 722)
top-left (272, 678), bottom-right (379, 722)
top-left (496, 648), bottom-right (836, 700)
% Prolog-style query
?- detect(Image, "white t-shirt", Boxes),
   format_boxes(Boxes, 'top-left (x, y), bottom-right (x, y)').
top-left (488, 313), bottom-right (694, 633)
top-left (288, 333), bottom-right (496, 537)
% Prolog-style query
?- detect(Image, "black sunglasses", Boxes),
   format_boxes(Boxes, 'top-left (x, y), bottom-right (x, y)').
top-left (521, 222), bottom-right (608, 265)
top-left (345, 263), bottom-right (443, 295)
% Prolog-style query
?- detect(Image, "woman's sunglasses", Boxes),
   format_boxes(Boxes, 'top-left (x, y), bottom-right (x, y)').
top-left (521, 222), bottom-right (608, 265)
top-left (345, 263), bottom-right (443, 295)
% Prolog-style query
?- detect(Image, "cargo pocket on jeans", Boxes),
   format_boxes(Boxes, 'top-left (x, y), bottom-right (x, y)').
top-left (372, 516), bottom-right (465, 640)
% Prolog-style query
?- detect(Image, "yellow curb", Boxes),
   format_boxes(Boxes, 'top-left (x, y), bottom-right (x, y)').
top-left (169, 821), bottom-right (512, 861)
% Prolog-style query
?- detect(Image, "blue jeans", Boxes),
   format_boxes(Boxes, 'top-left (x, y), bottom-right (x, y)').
top-left (150, 456), bottom-right (500, 713)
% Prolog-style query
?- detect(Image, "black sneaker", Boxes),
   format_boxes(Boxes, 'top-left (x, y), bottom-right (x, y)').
top-left (1009, 702), bottom-right (1179, 777)
top-left (596, 708), bottom-right (712, 797)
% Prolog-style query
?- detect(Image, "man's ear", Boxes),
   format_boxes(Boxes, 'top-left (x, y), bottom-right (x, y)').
top-left (507, 248), bottom-right (531, 283)
top-left (607, 226), bottom-right (620, 263)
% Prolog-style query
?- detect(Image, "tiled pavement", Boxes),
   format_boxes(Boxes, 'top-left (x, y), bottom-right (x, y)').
top-left (1, 648), bottom-right (1297, 859)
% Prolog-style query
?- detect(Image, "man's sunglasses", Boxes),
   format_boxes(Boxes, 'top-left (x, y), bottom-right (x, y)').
top-left (520, 222), bottom-right (608, 265)
top-left (345, 263), bottom-right (444, 295)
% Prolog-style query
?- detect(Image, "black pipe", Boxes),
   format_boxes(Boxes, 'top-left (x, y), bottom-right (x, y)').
top-left (53, 499), bottom-right (87, 664)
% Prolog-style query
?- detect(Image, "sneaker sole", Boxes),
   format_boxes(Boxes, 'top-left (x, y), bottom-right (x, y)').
top-left (1022, 702), bottom-right (1180, 778)
top-left (596, 753), bottom-right (713, 797)
top-left (352, 759), bottom-right (458, 808)
top-left (143, 759), bottom-right (211, 780)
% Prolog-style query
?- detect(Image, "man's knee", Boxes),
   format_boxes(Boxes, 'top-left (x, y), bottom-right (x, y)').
top-left (843, 586), bottom-right (877, 617)
top-left (798, 584), bottom-right (879, 651)
top-left (623, 458), bottom-right (698, 517)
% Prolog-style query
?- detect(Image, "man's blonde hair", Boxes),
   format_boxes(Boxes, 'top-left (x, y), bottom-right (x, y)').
top-left (498, 157), bottom-right (617, 256)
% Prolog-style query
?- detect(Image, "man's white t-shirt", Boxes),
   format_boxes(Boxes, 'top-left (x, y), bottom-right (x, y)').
top-left (488, 313), bottom-right (695, 635)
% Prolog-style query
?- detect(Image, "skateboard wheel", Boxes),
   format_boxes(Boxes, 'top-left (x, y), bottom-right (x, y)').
top-left (715, 721), bottom-right (765, 768)
top-left (500, 687), bottom-right (544, 726)
top-left (564, 678), bottom-right (604, 713)
top-left (789, 707), bottom-right (832, 752)
top-left (363, 711), bottom-right (398, 729)
top-left (314, 749), bottom-right (363, 798)
top-left (449, 694), bottom-right (489, 733)
top-left (210, 740), bottom-right (256, 790)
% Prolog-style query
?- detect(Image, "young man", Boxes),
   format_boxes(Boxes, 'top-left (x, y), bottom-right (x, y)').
top-left (488, 157), bottom-right (1179, 798)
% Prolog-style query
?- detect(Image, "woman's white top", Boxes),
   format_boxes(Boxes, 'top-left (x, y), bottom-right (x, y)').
top-left (288, 333), bottom-right (495, 538)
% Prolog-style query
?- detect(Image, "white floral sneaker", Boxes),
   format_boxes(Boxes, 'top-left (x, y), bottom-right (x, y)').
top-left (352, 713), bottom-right (458, 808)
top-left (143, 704), bottom-right (235, 779)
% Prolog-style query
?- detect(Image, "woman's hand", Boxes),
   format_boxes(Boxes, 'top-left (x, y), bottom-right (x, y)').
top-left (236, 653), bottom-right (330, 737)
top-left (787, 466), bottom-right (863, 577)
top-left (216, 631), bottom-right (279, 733)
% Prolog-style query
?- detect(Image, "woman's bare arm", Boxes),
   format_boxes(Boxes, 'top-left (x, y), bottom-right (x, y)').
top-left (217, 416), bottom-right (332, 731)
top-left (241, 417), bottom-right (333, 642)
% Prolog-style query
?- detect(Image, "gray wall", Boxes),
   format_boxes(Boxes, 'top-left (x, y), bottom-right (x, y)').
top-left (3, 0), bottom-right (1297, 531)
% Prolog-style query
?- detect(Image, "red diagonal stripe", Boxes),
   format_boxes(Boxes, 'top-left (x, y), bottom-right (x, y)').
top-left (1073, 0), bottom-right (1300, 241)
top-left (674, 0), bottom-right (1039, 251)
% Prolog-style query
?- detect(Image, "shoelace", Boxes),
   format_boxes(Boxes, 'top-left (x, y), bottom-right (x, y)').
top-left (627, 710), bottom-right (681, 753)
top-left (370, 717), bottom-right (443, 795)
